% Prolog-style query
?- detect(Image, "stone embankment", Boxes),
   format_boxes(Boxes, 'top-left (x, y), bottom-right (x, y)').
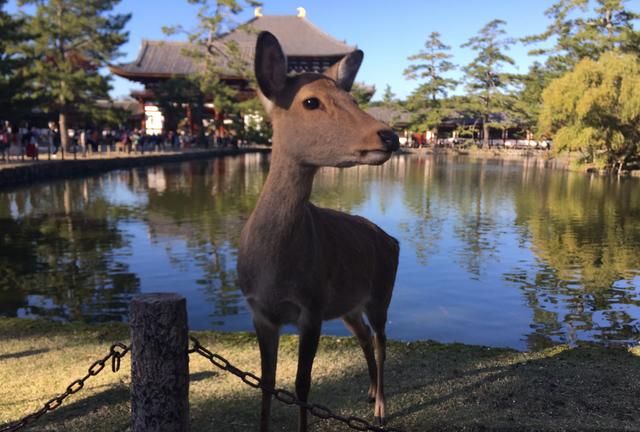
top-left (0, 147), bottom-right (270, 189)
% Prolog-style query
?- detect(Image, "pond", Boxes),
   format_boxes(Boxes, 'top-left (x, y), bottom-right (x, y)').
top-left (1, 152), bottom-right (639, 350)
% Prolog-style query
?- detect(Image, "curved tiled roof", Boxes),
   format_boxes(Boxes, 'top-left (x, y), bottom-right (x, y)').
top-left (111, 15), bottom-right (355, 81)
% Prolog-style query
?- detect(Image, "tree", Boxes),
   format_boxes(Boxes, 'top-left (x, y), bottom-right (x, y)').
top-left (539, 52), bottom-right (640, 173)
top-left (404, 32), bottom-right (457, 139)
top-left (164, 0), bottom-right (260, 143)
top-left (351, 82), bottom-right (375, 108)
top-left (524, 0), bottom-right (640, 73)
top-left (510, 62), bottom-right (549, 136)
top-left (17, 0), bottom-right (130, 149)
top-left (461, 19), bottom-right (517, 147)
top-left (0, 0), bottom-right (33, 122)
top-left (381, 84), bottom-right (397, 105)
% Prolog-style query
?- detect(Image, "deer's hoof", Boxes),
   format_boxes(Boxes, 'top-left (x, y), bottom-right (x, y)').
top-left (368, 395), bottom-right (375, 403)
top-left (375, 416), bottom-right (386, 426)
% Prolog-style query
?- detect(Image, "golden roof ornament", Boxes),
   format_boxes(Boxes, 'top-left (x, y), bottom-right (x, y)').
top-left (254, 7), bottom-right (263, 17)
top-left (297, 7), bottom-right (307, 18)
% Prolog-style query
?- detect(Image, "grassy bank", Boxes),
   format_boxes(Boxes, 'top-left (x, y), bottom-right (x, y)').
top-left (1, 318), bottom-right (639, 431)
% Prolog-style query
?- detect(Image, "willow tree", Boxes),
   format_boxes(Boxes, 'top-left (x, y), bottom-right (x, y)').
top-left (16, 0), bottom-right (130, 149)
top-left (404, 32), bottom-right (457, 139)
top-left (460, 20), bottom-right (517, 147)
top-left (539, 52), bottom-right (640, 173)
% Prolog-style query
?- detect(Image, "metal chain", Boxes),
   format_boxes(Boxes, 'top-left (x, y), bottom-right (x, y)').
top-left (188, 336), bottom-right (404, 432)
top-left (0, 342), bottom-right (130, 432)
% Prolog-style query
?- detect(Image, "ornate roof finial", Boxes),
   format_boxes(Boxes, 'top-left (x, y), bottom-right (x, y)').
top-left (254, 7), bottom-right (263, 17)
top-left (297, 7), bottom-right (306, 18)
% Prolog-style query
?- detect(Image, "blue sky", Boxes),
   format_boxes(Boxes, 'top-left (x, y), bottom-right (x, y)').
top-left (10, 0), bottom-right (581, 100)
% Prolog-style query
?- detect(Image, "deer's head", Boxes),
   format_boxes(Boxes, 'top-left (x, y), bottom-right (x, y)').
top-left (254, 31), bottom-right (399, 168)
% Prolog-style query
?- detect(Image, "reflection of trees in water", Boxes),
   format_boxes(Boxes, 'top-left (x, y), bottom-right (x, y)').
top-left (312, 165), bottom-right (369, 212)
top-left (392, 155), bottom-right (443, 266)
top-left (396, 155), bottom-right (508, 274)
top-left (144, 155), bottom-right (267, 323)
top-left (0, 180), bottom-right (139, 322)
top-left (446, 159), bottom-right (503, 278)
top-left (510, 170), bottom-right (640, 349)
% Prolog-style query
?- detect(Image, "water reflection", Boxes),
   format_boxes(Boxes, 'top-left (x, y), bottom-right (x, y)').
top-left (0, 181), bottom-right (139, 322)
top-left (0, 153), bottom-right (639, 350)
top-left (508, 169), bottom-right (640, 348)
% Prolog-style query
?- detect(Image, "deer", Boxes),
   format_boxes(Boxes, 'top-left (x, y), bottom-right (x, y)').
top-left (237, 31), bottom-right (400, 432)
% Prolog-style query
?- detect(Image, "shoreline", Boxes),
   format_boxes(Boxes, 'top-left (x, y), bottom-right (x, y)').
top-left (407, 147), bottom-right (640, 176)
top-left (0, 146), bottom-right (271, 189)
top-left (2, 146), bottom-right (638, 190)
top-left (406, 146), bottom-right (574, 170)
top-left (1, 317), bottom-right (639, 431)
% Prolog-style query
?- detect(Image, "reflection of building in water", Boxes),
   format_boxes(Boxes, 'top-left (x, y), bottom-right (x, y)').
top-left (110, 8), bottom-right (355, 134)
top-left (147, 166), bottom-right (167, 193)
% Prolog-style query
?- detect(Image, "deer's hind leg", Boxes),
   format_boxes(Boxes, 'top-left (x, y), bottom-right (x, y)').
top-left (343, 312), bottom-right (378, 402)
top-left (366, 305), bottom-right (388, 426)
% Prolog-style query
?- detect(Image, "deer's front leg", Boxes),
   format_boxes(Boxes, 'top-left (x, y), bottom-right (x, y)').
top-left (296, 318), bottom-right (321, 432)
top-left (255, 319), bottom-right (280, 432)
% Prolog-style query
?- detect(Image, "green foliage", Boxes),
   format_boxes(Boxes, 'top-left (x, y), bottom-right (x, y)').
top-left (0, 0), bottom-right (34, 122)
top-left (539, 52), bottom-right (640, 171)
top-left (163, 0), bottom-right (261, 142)
top-left (16, 0), bottom-right (130, 144)
top-left (381, 84), bottom-right (397, 105)
top-left (351, 82), bottom-right (375, 108)
top-left (154, 78), bottom-right (201, 132)
top-left (460, 19), bottom-right (517, 144)
top-left (511, 62), bottom-right (549, 134)
top-left (524, 0), bottom-right (640, 73)
top-left (404, 32), bottom-right (457, 133)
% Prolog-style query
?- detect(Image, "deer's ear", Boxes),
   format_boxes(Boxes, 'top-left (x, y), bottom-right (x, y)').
top-left (254, 32), bottom-right (287, 101)
top-left (324, 50), bottom-right (363, 92)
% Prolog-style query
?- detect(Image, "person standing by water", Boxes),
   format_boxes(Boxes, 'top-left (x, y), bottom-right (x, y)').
top-left (52, 126), bottom-right (61, 156)
top-left (0, 125), bottom-right (9, 161)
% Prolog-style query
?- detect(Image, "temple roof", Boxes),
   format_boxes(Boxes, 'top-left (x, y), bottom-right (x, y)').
top-left (366, 106), bottom-right (412, 128)
top-left (110, 14), bottom-right (356, 82)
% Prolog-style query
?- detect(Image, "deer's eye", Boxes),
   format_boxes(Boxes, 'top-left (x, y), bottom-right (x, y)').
top-left (302, 97), bottom-right (320, 110)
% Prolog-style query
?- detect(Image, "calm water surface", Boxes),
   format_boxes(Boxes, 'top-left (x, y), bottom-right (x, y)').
top-left (1, 153), bottom-right (639, 350)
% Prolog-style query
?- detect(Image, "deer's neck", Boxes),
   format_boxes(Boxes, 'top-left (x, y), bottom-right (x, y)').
top-left (248, 151), bottom-right (316, 242)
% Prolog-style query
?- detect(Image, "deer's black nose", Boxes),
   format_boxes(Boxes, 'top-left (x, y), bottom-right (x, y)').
top-left (378, 129), bottom-right (400, 152)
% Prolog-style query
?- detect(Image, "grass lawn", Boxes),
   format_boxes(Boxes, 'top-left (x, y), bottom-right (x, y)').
top-left (1, 317), bottom-right (639, 431)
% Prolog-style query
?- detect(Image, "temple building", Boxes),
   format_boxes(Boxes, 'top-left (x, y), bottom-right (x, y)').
top-left (110, 7), bottom-right (356, 134)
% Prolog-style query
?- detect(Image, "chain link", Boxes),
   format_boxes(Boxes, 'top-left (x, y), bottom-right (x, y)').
top-left (188, 336), bottom-right (403, 432)
top-left (0, 342), bottom-right (129, 432)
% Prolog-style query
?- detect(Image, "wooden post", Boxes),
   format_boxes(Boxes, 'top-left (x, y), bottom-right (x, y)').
top-left (130, 293), bottom-right (190, 432)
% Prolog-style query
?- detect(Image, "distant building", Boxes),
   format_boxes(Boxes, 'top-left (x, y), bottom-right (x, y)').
top-left (110, 8), bottom-right (356, 134)
top-left (366, 106), bottom-right (532, 147)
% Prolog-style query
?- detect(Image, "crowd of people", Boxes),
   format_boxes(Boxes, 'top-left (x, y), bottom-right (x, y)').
top-left (0, 121), bottom-right (241, 162)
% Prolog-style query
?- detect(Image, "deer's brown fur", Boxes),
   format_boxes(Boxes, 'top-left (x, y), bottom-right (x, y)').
top-left (238, 31), bottom-right (400, 432)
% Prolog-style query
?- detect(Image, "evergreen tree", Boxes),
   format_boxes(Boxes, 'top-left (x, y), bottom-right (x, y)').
top-left (0, 0), bottom-right (32, 122)
top-left (17, 0), bottom-right (130, 148)
top-left (512, 62), bottom-right (548, 136)
top-left (164, 0), bottom-right (260, 144)
top-left (524, 0), bottom-right (640, 73)
top-left (539, 52), bottom-right (640, 173)
top-left (351, 82), bottom-right (376, 108)
top-left (381, 84), bottom-right (397, 105)
top-left (460, 19), bottom-right (517, 147)
top-left (404, 31), bottom-right (457, 140)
